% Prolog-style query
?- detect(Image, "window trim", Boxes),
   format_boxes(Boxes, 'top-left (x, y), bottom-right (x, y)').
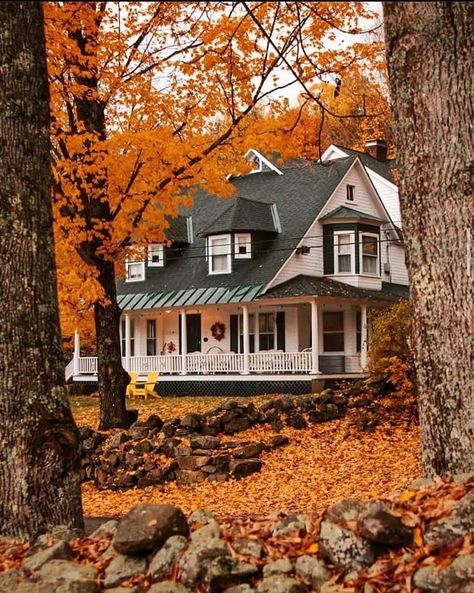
top-left (148, 243), bottom-right (165, 267)
top-left (234, 233), bottom-right (252, 259)
top-left (333, 230), bottom-right (355, 275)
top-left (359, 232), bottom-right (380, 276)
top-left (322, 310), bottom-right (345, 353)
top-left (125, 260), bottom-right (145, 282)
top-left (346, 184), bottom-right (355, 202)
top-left (208, 233), bottom-right (232, 275)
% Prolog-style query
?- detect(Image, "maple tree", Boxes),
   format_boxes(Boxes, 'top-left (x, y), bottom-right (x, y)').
top-left (46, 1), bottom-right (382, 428)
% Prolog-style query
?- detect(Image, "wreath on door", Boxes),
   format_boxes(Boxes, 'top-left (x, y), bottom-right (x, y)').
top-left (210, 321), bottom-right (226, 341)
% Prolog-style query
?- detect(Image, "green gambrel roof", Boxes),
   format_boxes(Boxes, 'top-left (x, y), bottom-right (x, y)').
top-left (320, 205), bottom-right (385, 222)
top-left (118, 284), bottom-right (265, 310)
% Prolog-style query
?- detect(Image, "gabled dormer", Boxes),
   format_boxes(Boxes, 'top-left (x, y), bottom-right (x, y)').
top-left (244, 149), bottom-right (283, 175)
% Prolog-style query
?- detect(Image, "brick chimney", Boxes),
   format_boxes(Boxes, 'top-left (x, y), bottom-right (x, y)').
top-left (365, 139), bottom-right (388, 161)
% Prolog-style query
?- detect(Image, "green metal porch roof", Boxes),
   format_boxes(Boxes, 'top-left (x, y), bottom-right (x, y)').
top-left (117, 284), bottom-right (265, 311)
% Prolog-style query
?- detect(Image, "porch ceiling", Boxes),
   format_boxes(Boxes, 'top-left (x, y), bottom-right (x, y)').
top-left (117, 283), bottom-right (265, 311)
top-left (260, 275), bottom-right (409, 302)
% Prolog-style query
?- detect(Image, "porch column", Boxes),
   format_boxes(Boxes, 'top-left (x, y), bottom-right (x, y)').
top-left (242, 304), bottom-right (250, 374)
top-left (73, 329), bottom-right (80, 376)
top-left (180, 309), bottom-right (187, 375)
top-left (360, 304), bottom-right (368, 370)
top-left (310, 300), bottom-right (321, 374)
top-left (124, 313), bottom-right (131, 371)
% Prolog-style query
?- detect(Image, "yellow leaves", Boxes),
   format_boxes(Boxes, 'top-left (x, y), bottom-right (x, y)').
top-left (305, 542), bottom-right (319, 554)
top-left (413, 527), bottom-right (423, 548)
top-left (399, 490), bottom-right (417, 503)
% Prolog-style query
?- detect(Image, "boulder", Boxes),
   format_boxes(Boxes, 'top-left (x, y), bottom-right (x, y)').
top-left (285, 413), bottom-right (307, 429)
top-left (149, 535), bottom-right (188, 581)
top-left (319, 520), bottom-right (375, 572)
top-left (39, 560), bottom-right (97, 593)
top-left (23, 541), bottom-right (73, 572)
top-left (263, 558), bottom-right (293, 577)
top-left (232, 443), bottom-right (264, 459)
top-left (177, 455), bottom-right (212, 471)
top-left (294, 555), bottom-right (329, 588)
top-left (257, 575), bottom-right (307, 593)
top-left (231, 538), bottom-right (263, 559)
top-left (176, 470), bottom-right (207, 485)
top-left (230, 459), bottom-right (262, 479)
top-left (413, 554), bottom-right (474, 593)
top-left (357, 502), bottom-right (413, 548)
top-left (424, 491), bottom-right (474, 548)
top-left (272, 514), bottom-right (306, 537)
top-left (103, 554), bottom-right (147, 588)
top-left (188, 509), bottom-right (217, 527)
top-left (149, 583), bottom-right (191, 593)
top-left (190, 436), bottom-right (221, 450)
top-left (108, 432), bottom-right (129, 449)
top-left (179, 521), bottom-right (228, 587)
top-left (114, 503), bottom-right (189, 554)
top-left (223, 586), bottom-right (257, 593)
top-left (205, 556), bottom-right (259, 593)
top-left (181, 413), bottom-right (202, 430)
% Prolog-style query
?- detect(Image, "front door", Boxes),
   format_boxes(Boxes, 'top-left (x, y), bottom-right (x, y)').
top-left (186, 314), bottom-right (201, 353)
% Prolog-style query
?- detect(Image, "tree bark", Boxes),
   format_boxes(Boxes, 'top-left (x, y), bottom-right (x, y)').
top-left (0, 2), bottom-right (83, 537)
top-left (384, 2), bottom-right (474, 476)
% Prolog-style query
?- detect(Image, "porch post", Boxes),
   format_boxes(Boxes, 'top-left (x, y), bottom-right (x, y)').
top-left (310, 300), bottom-right (321, 374)
top-left (360, 304), bottom-right (368, 370)
top-left (242, 304), bottom-right (250, 374)
top-left (124, 313), bottom-right (131, 371)
top-left (73, 329), bottom-right (80, 376)
top-left (180, 309), bottom-right (187, 375)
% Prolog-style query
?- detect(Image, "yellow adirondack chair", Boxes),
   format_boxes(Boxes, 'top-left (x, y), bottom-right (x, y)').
top-left (128, 371), bottom-right (159, 399)
top-left (126, 372), bottom-right (138, 398)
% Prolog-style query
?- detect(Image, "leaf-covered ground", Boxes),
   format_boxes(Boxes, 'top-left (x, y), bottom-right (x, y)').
top-left (72, 395), bottom-right (421, 519)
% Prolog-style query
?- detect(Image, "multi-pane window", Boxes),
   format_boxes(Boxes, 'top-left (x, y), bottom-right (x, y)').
top-left (361, 234), bottom-right (379, 275)
top-left (120, 318), bottom-right (135, 356)
top-left (148, 244), bottom-right (164, 267)
top-left (323, 311), bottom-right (344, 352)
top-left (346, 184), bottom-right (355, 201)
top-left (146, 320), bottom-right (157, 355)
top-left (234, 233), bottom-right (251, 258)
top-left (334, 232), bottom-right (354, 274)
top-left (125, 261), bottom-right (145, 282)
top-left (208, 234), bottom-right (231, 274)
top-left (259, 312), bottom-right (275, 351)
top-left (238, 313), bottom-right (255, 353)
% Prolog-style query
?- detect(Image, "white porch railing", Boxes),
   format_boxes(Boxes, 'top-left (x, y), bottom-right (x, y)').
top-left (71, 352), bottom-right (362, 377)
top-left (249, 351), bottom-right (312, 373)
top-left (65, 359), bottom-right (75, 382)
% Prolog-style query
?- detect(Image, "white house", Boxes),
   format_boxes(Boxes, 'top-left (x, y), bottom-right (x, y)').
top-left (68, 141), bottom-right (409, 395)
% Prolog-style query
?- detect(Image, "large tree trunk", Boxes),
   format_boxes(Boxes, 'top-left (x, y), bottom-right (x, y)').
top-left (95, 259), bottom-right (131, 430)
top-left (0, 2), bottom-right (83, 537)
top-left (384, 2), bottom-right (474, 476)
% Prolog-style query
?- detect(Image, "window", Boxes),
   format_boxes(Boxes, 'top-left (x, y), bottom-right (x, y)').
top-left (346, 184), bottom-right (355, 201)
top-left (208, 234), bottom-right (231, 274)
top-left (356, 310), bottom-right (361, 352)
top-left (360, 233), bottom-right (379, 275)
top-left (238, 313), bottom-right (255, 353)
top-left (234, 233), bottom-right (251, 259)
top-left (125, 261), bottom-right (145, 282)
top-left (334, 231), bottom-right (355, 274)
top-left (120, 318), bottom-right (135, 356)
top-left (148, 244), bottom-right (164, 267)
top-left (323, 311), bottom-right (344, 352)
top-left (259, 312), bottom-right (275, 351)
top-left (146, 320), bottom-right (157, 355)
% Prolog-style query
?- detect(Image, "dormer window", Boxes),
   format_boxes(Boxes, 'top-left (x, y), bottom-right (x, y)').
top-left (125, 261), bottom-right (145, 282)
top-left (334, 231), bottom-right (355, 274)
top-left (234, 233), bottom-right (251, 259)
top-left (148, 243), bottom-right (164, 267)
top-left (208, 234), bottom-right (231, 275)
top-left (346, 184), bottom-right (355, 201)
top-left (360, 233), bottom-right (379, 275)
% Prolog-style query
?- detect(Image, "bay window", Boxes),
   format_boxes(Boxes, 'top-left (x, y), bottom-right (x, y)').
top-left (334, 231), bottom-right (355, 274)
top-left (360, 233), bottom-right (379, 275)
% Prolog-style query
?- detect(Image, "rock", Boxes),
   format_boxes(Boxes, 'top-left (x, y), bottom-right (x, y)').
top-left (413, 554), bottom-right (474, 593)
top-left (109, 432), bottom-right (129, 448)
top-left (149, 535), bottom-right (188, 581)
top-left (34, 525), bottom-right (84, 548)
top-left (162, 421), bottom-right (177, 438)
top-left (326, 499), bottom-right (366, 523)
top-left (177, 455), bottom-right (212, 471)
top-left (424, 491), bottom-right (474, 548)
top-left (103, 553), bottom-right (147, 588)
top-left (205, 556), bottom-right (259, 593)
top-left (263, 558), bottom-right (293, 577)
top-left (23, 541), bottom-right (73, 571)
top-left (89, 519), bottom-right (118, 539)
top-left (272, 514), bottom-right (306, 536)
top-left (267, 435), bottom-right (290, 449)
top-left (231, 538), bottom-right (263, 559)
top-left (128, 426), bottom-right (149, 440)
top-left (257, 575), bottom-right (307, 593)
top-left (319, 520), bottom-right (375, 572)
top-left (138, 468), bottom-right (165, 487)
top-left (0, 570), bottom-right (23, 593)
top-left (412, 566), bottom-right (443, 592)
top-left (285, 413), bottom-right (307, 429)
top-left (230, 459), bottom-right (262, 479)
top-left (294, 555), bottom-right (329, 588)
top-left (232, 443), bottom-right (264, 459)
top-left (179, 521), bottom-right (228, 587)
top-left (223, 417), bottom-right (251, 434)
top-left (105, 588), bottom-right (140, 593)
top-left (191, 520), bottom-right (221, 543)
top-left (181, 413), bottom-right (202, 429)
top-left (114, 503), bottom-right (189, 554)
top-left (144, 414), bottom-right (164, 429)
top-left (408, 477), bottom-right (436, 491)
top-left (190, 436), bottom-right (221, 450)
top-left (188, 509), bottom-right (217, 527)
top-left (224, 586), bottom-right (257, 593)
top-left (149, 583), bottom-right (191, 593)
top-left (357, 501), bottom-right (413, 548)
top-left (176, 469), bottom-right (207, 485)
top-left (39, 560), bottom-right (97, 593)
